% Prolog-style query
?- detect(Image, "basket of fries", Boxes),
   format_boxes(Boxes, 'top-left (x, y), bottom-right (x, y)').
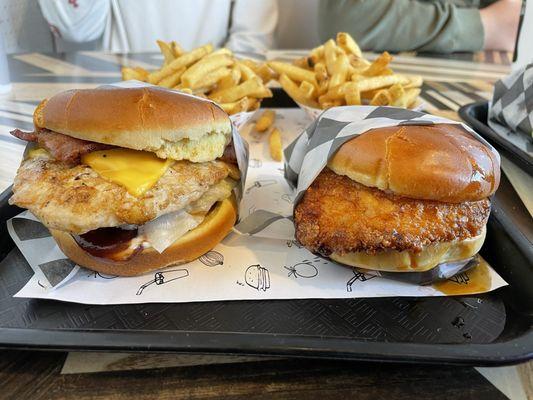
top-left (121, 40), bottom-right (275, 125)
top-left (270, 33), bottom-right (424, 118)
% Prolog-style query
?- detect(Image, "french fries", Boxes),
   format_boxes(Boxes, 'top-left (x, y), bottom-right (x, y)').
top-left (279, 74), bottom-right (319, 108)
top-left (269, 128), bottom-right (283, 161)
top-left (255, 110), bottom-right (276, 132)
top-left (121, 66), bottom-right (149, 81)
top-left (210, 77), bottom-right (271, 103)
top-left (148, 44), bottom-right (213, 84)
top-left (181, 54), bottom-right (233, 88)
top-left (121, 40), bottom-right (273, 115)
top-left (337, 32), bottom-right (362, 58)
top-left (272, 32), bottom-right (423, 110)
top-left (157, 40), bottom-right (176, 66)
top-left (268, 61), bottom-right (316, 85)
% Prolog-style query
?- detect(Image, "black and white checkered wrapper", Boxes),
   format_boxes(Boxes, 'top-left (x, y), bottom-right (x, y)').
top-left (7, 81), bottom-right (249, 290)
top-left (284, 106), bottom-right (499, 204)
top-left (489, 63), bottom-right (533, 157)
top-left (283, 106), bottom-right (500, 284)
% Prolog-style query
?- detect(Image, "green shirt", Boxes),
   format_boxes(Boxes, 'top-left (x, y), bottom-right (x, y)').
top-left (319, 0), bottom-right (495, 53)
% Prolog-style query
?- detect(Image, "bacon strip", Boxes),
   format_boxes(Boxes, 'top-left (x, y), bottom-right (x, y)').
top-left (10, 128), bottom-right (113, 165)
top-left (218, 140), bottom-right (237, 165)
top-left (10, 129), bottom-right (37, 142)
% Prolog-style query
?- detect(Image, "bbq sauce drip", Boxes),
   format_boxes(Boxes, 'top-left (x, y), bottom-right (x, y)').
top-left (74, 227), bottom-right (141, 261)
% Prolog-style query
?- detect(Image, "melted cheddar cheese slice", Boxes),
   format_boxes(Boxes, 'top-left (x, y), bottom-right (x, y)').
top-left (82, 149), bottom-right (174, 197)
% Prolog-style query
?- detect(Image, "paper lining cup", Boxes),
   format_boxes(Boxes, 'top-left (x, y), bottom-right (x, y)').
top-left (296, 100), bottom-right (426, 120)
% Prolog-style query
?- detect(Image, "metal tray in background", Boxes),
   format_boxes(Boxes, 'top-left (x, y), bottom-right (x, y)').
top-left (0, 96), bottom-right (531, 366)
top-left (459, 101), bottom-right (532, 175)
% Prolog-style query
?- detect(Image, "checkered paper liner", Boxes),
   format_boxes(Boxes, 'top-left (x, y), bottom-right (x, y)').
top-left (489, 63), bottom-right (533, 157)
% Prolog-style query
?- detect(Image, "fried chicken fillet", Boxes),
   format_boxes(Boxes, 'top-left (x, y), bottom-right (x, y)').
top-left (294, 124), bottom-right (500, 272)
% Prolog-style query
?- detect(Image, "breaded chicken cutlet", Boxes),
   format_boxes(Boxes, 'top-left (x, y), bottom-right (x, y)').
top-left (295, 168), bottom-right (491, 256)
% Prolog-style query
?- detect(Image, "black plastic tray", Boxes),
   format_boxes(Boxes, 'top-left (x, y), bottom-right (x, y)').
top-left (0, 98), bottom-right (532, 366)
top-left (459, 101), bottom-right (532, 175)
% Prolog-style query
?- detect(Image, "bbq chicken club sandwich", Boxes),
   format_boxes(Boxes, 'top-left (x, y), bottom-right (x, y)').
top-left (295, 124), bottom-right (500, 273)
top-left (10, 87), bottom-right (240, 276)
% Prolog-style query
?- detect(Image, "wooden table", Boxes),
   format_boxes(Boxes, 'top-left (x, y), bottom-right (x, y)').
top-left (0, 50), bottom-right (530, 400)
top-left (2, 350), bottom-right (530, 400)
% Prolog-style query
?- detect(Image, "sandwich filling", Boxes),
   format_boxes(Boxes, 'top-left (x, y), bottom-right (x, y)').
top-left (11, 126), bottom-right (231, 164)
top-left (10, 142), bottom-right (239, 260)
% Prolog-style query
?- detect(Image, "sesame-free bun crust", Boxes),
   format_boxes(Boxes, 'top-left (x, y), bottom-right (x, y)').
top-left (331, 227), bottom-right (485, 272)
top-left (328, 124), bottom-right (500, 203)
top-left (34, 87), bottom-right (232, 161)
top-left (50, 195), bottom-right (237, 276)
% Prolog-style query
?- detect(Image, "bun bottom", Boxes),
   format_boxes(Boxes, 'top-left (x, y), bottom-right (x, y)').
top-left (51, 194), bottom-right (237, 276)
top-left (330, 227), bottom-right (485, 272)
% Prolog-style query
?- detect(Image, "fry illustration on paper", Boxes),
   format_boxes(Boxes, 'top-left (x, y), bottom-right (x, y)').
top-left (249, 158), bottom-right (262, 168)
top-left (245, 179), bottom-right (277, 194)
top-left (346, 269), bottom-right (377, 292)
top-left (136, 268), bottom-right (189, 295)
top-left (198, 251), bottom-right (224, 267)
top-left (245, 265), bottom-right (270, 291)
top-left (284, 261), bottom-right (318, 279)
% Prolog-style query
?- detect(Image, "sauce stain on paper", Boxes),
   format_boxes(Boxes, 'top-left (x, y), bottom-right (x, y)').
top-left (433, 257), bottom-right (492, 295)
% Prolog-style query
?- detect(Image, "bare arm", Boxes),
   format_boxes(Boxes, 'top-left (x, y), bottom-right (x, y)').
top-left (318, 0), bottom-right (485, 53)
top-left (480, 0), bottom-right (521, 51)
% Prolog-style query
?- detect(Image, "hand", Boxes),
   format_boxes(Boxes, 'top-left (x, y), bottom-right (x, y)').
top-left (480, 0), bottom-right (522, 51)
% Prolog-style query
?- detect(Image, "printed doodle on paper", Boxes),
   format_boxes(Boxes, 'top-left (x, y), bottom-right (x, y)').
top-left (284, 261), bottom-right (318, 279)
top-left (245, 179), bottom-right (277, 194)
top-left (346, 269), bottom-right (377, 292)
top-left (245, 265), bottom-right (270, 291)
top-left (198, 251), bottom-right (224, 267)
top-left (136, 269), bottom-right (189, 295)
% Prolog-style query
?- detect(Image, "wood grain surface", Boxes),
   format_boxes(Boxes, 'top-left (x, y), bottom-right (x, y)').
top-left (0, 350), bottom-right (510, 400)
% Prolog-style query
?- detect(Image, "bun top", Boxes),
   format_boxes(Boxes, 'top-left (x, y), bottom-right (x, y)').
top-left (33, 86), bottom-right (231, 151)
top-left (328, 124), bottom-right (500, 203)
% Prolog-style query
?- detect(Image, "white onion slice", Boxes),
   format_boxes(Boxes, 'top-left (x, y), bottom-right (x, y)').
top-left (139, 210), bottom-right (204, 253)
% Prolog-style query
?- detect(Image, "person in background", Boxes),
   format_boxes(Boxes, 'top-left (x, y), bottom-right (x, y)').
top-left (319, 0), bottom-right (522, 53)
top-left (38, 0), bottom-right (278, 53)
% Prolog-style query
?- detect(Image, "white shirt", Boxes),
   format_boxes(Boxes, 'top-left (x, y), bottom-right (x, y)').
top-left (38, 0), bottom-right (278, 53)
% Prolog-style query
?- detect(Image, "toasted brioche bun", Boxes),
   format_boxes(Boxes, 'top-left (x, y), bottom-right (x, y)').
top-left (328, 124), bottom-right (500, 203)
top-left (34, 87), bottom-right (232, 162)
top-left (330, 227), bottom-right (486, 272)
top-left (50, 195), bottom-right (237, 276)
